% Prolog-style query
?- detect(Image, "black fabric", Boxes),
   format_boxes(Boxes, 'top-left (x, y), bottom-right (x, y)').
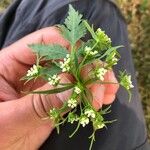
top-left (0, 0), bottom-right (149, 150)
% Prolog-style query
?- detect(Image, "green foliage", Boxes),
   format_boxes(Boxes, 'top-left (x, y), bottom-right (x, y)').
top-left (40, 64), bottom-right (62, 78)
top-left (60, 5), bottom-right (86, 46)
top-left (22, 5), bottom-right (133, 150)
top-left (29, 44), bottom-right (68, 60)
top-left (31, 84), bottom-right (74, 94)
top-left (1, 0), bottom-right (150, 145)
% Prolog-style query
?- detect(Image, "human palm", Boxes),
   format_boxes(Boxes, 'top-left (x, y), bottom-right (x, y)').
top-left (0, 27), bottom-right (119, 150)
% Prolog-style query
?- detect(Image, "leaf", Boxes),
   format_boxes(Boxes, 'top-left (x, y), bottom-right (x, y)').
top-left (99, 45), bottom-right (123, 59)
top-left (60, 5), bottom-right (86, 46)
top-left (81, 46), bottom-right (123, 67)
top-left (100, 105), bottom-right (112, 114)
top-left (40, 64), bottom-right (62, 77)
top-left (77, 40), bottom-right (95, 57)
top-left (31, 84), bottom-right (74, 94)
top-left (29, 44), bottom-right (68, 60)
top-left (83, 20), bottom-right (97, 40)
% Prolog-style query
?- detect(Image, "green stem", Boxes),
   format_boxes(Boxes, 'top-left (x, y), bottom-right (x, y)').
top-left (56, 117), bottom-right (68, 126)
top-left (84, 78), bottom-right (119, 86)
top-left (69, 122), bottom-right (80, 138)
top-left (71, 45), bottom-right (80, 82)
top-left (79, 99), bottom-right (83, 114)
top-left (83, 90), bottom-right (92, 107)
top-left (104, 119), bottom-right (117, 124)
top-left (89, 131), bottom-right (96, 150)
top-left (56, 125), bottom-right (60, 134)
top-left (78, 53), bottom-right (88, 74)
top-left (91, 41), bottom-right (98, 50)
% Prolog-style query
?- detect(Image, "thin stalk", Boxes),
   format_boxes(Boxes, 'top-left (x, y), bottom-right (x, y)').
top-left (69, 122), bottom-right (80, 138)
top-left (89, 131), bottom-right (96, 150)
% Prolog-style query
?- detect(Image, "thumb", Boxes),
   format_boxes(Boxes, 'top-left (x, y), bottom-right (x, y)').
top-left (0, 74), bottom-right (72, 136)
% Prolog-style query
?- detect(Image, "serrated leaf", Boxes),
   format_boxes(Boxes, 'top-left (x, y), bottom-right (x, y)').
top-left (40, 64), bottom-right (62, 77)
top-left (29, 44), bottom-right (68, 60)
top-left (60, 5), bottom-right (86, 46)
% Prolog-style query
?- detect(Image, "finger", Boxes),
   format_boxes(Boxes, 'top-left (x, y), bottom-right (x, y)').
top-left (81, 63), bottom-right (104, 110)
top-left (0, 76), bottom-right (19, 101)
top-left (89, 83), bottom-right (105, 110)
top-left (1, 27), bottom-right (69, 65)
top-left (81, 62), bottom-right (119, 109)
top-left (103, 70), bottom-right (119, 105)
top-left (0, 74), bottom-right (72, 137)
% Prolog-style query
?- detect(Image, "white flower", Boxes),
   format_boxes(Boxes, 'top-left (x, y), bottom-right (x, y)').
top-left (48, 74), bottom-right (60, 86)
top-left (67, 98), bottom-right (78, 108)
top-left (95, 68), bottom-right (107, 81)
top-left (80, 116), bottom-right (90, 127)
top-left (84, 46), bottom-right (91, 54)
top-left (74, 86), bottom-right (82, 94)
top-left (96, 28), bottom-right (111, 43)
top-left (49, 108), bottom-right (58, 120)
top-left (27, 65), bottom-right (39, 77)
top-left (60, 54), bottom-right (71, 72)
top-left (121, 75), bottom-right (134, 90)
top-left (68, 113), bottom-right (79, 124)
top-left (127, 75), bottom-right (134, 89)
top-left (84, 46), bottom-right (98, 56)
top-left (111, 52), bottom-right (118, 65)
top-left (106, 51), bottom-right (118, 66)
top-left (97, 123), bottom-right (105, 129)
top-left (126, 75), bottom-right (134, 89)
top-left (84, 109), bottom-right (96, 118)
top-left (112, 57), bottom-right (118, 65)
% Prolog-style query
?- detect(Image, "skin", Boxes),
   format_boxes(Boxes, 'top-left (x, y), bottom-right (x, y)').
top-left (0, 27), bottom-right (119, 150)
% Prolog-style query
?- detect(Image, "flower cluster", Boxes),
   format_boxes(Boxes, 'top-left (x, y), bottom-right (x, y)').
top-left (49, 108), bottom-right (59, 120)
top-left (106, 51), bottom-right (118, 67)
top-left (93, 121), bottom-right (105, 130)
top-left (84, 108), bottom-right (96, 119)
top-left (22, 5), bottom-right (134, 150)
top-left (80, 115), bottom-right (90, 127)
top-left (74, 86), bottom-right (82, 94)
top-left (95, 28), bottom-right (111, 49)
top-left (68, 112), bottom-right (79, 124)
top-left (60, 54), bottom-right (71, 72)
top-left (120, 74), bottom-right (134, 90)
top-left (95, 68), bottom-right (107, 81)
top-left (26, 65), bottom-right (39, 77)
top-left (67, 98), bottom-right (78, 108)
top-left (84, 46), bottom-right (98, 56)
top-left (48, 74), bottom-right (60, 86)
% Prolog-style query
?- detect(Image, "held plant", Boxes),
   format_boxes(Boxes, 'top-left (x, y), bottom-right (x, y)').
top-left (21, 5), bottom-right (134, 150)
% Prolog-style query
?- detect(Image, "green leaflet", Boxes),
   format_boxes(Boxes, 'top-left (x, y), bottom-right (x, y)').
top-left (83, 20), bottom-right (97, 41)
top-left (40, 64), bottom-right (62, 77)
top-left (60, 5), bottom-right (86, 46)
top-left (99, 45), bottom-right (123, 59)
top-left (29, 44), bottom-right (68, 60)
top-left (20, 5), bottom-right (133, 150)
top-left (31, 84), bottom-right (74, 94)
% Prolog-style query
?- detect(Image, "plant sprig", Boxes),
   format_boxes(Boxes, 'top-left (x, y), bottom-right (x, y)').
top-left (21, 5), bottom-right (134, 150)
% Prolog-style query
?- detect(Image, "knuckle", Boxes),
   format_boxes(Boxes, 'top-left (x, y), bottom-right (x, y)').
top-left (32, 94), bottom-right (51, 119)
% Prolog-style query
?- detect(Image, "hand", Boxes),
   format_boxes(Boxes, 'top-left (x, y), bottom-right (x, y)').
top-left (0, 27), bottom-right (119, 150)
